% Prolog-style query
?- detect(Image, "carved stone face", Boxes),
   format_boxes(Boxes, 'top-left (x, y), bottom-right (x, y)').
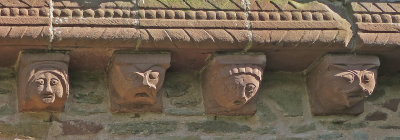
top-left (29, 71), bottom-right (64, 104)
top-left (17, 52), bottom-right (70, 112)
top-left (110, 64), bottom-right (165, 105)
top-left (202, 54), bottom-right (266, 115)
top-left (213, 66), bottom-right (262, 110)
top-left (307, 55), bottom-right (380, 115)
top-left (318, 65), bottom-right (377, 110)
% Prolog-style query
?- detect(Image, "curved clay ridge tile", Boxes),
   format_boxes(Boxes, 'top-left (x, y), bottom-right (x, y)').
top-left (352, 2), bottom-right (400, 47)
top-left (0, 0), bottom-right (50, 46)
top-left (0, 0), bottom-right (350, 48)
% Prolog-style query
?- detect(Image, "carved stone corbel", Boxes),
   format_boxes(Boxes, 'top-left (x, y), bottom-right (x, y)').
top-left (17, 51), bottom-right (70, 112)
top-left (307, 54), bottom-right (380, 115)
top-left (202, 54), bottom-right (266, 115)
top-left (108, 52), bottom-right (171, 113)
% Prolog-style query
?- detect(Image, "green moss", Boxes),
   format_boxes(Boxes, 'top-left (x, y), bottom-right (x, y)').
top-left (207, 0), bottom-right (241, 10)
top-left (278, 138), bottom-right (309, 140)
top-left (160, 136), bottom-right (201, 140)
top-left (0, 121), bottom-right (51, 139)
top-left (261, 72), bottom-right (305, 117)
top-left (317, 133), bottom-right (343, 140)
top-left (109, 121), bottom-right (177, 135)
top-left (290, 123), bottom-right (316, 133)
top-left (0, 104), bottom-right (13, 115)
top-left (256, 101), bottom-right (277, 122)
top-left (165, 72), bottom-right (199, 98)
top-left (384, 137), bottom-right (400, 140)
top-left (186, 120), bottom-right (251, 133)
top-left (69, 106), bottom-right (106, 116)
top-left (185, 0), bottom-right (215, 9)
top-left (270, 0), bottom-right (290, 5)
top-left (69, 71), bottom-right (105, 104)
top-left (322, 122), bottom-right (367, 130)
top-left (0, 88), bottom-right (11, 94)
top-left (164, 108), bottom-right (203, 116)
top-left (158, 0), bottom-right (190, 8)
top-left (0, 68), bottom-right (14, 80)
top-left (73, 91), bottom-right (103, 104)
top-left (255, 126), bottom-right (276, 134)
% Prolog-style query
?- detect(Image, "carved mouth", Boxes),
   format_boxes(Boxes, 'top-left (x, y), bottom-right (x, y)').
top-left (135, 92), bottom-right (149, 97)
top-left (347, 92), bottom-right (363, 98)
top-left (41, 93), bottom-right (54, 99)
top-left (41, 93), bottom-right (55, 104)
top-left (233, 100), bottom-right (243, 105)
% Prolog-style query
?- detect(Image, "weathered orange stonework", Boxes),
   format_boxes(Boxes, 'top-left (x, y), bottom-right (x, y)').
top-left (108, 52), bottom-right (171, 113)
top-left (0, 0), bottom-right (399, 115)
top-left (202, 54), bottom-right (266, 115)
top-left (17, 51), bottom-right (70, 112)
top-left (307, 54), bottom-right (380, 115)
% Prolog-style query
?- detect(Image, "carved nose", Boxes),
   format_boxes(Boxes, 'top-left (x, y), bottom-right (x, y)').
top-left (233, 97), bottom-right (246, 105)
top-left (44, 85), bottom-right (53, 94)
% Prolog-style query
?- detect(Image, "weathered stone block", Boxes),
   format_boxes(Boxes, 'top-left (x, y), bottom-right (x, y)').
top-left (307, 54), bottom-right (380, 115)
top-left (61, 120), bottom-right (103, 135)
top-left (365, 111), bottom-right (387, 121)
top-left (108, 121), bottom-right (177, 135)
top-left (186, 120), bottom-right (251, 133)
top-left (109, 52), bottom-right (170, 113)
top-left (202, 53), bottom-right (266, 115)
top-left (17, 51), bottom-right (70, 112)
top-left (290, 123), bottom-right (316, 133)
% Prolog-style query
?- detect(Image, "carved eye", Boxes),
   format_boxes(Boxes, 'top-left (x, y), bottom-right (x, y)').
top-left (149, 72), bottom-right (159, 80)
top-left (362, 72), bottom-right (374, 84)
top-left (341, 73), bottom-right (355, 83)
top-left (128, 73), bottom-right (140, 80)
top-left (245, 83), bottom-right (256, 97)
top-left (50, 79), bottom-right (59, 86)
top-left (35, 79), bottom-right (44, 86)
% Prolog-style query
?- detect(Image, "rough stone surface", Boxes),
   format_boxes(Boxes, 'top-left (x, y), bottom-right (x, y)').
top-left (261, 72), bottom-right (304, 117)
top-left (108, 121), bottom-right (177, 135)
top-left (0, 0), bottom-right (397, 140)
top-left (17, 52), bottom-right (70, 112)
top-left (61, 120), bottom-right (103, 135)
top-left (108, 52), bottom-right (171, 113)
top-left (202, 54), bottom-right (266, 115)
top-left (383, 98), bottom-right (400, 112)
top-left (290, 123), bottom-right (316, 133)
top-left (365, 111), bottom-right (388, 121)
top-left (307, 54), bottom-right (380, 115)
top-left (187, 120), bottom-right (251, 133)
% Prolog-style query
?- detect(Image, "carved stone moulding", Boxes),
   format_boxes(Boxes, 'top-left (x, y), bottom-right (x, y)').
top-left (202, 53), bottom-right (266, 116)
top-left (17, 51), bottom-right (70, 112)
top-left (307, 54), bottom-right (380, 115)
top-left (108, 52), bottom-right (171, 113)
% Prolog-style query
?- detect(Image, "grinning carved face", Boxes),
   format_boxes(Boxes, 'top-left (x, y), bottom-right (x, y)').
top-left (318, 64), bottom-right (378, 110)
top-left (110, 64), bottom-right (166, 105)
top-left (213, 65), bottom-right (262, 110)
top-left (308, 55), bottom-right (380, 114)
top-left (28, 71), bottom-right (65, 104)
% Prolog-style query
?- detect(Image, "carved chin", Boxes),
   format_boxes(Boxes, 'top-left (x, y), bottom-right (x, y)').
top-left (131, 90), bottom-right (156, 105)
top-left (41, 94), bottom-right (55, 104)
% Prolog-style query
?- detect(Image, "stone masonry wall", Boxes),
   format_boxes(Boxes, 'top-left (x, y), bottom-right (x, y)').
top-left (0, 0), bottom-right (399, 140)
top-left (0, 69), bottom-right (399, 139)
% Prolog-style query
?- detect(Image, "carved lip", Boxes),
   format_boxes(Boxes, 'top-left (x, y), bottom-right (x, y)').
top-left (135, 92), bottom-right (150, 98)
top-left (41, 93), bottom-right (54, 99)
top-left (346, 92), bottom-right (363, 98)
